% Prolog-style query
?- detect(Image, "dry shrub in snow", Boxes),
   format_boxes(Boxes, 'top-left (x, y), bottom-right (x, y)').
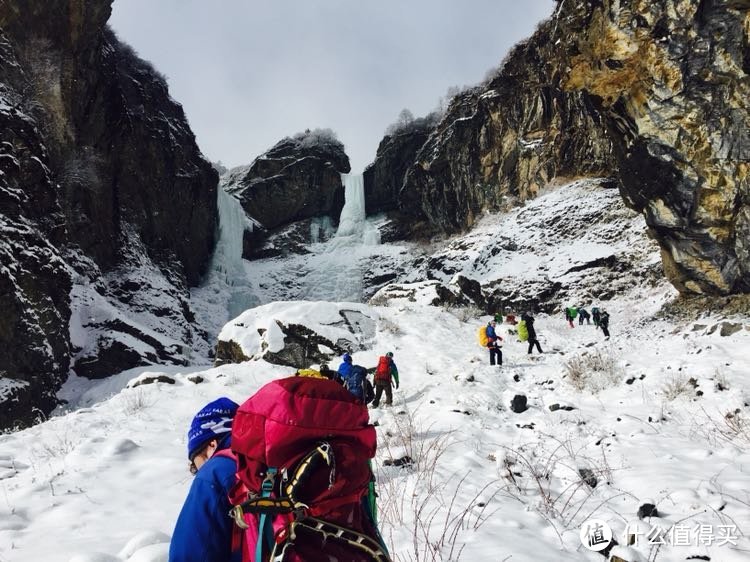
top-left (445, 305), bottom-right (483, 323)
top-left (661, 376), bottom-right (692, 401)
top-left (378, 316), bottom-right (403, 335)
top-left (377, 408), bottom-right (500, 561)
top-left (563, 348), bottom-right (624, 393)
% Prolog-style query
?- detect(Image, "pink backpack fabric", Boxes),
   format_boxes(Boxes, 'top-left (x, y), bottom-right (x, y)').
top-left (227, 376), bottom-right (388, 562)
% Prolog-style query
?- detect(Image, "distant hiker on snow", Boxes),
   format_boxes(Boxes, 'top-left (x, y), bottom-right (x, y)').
top-left (372, 351), bottom-right (399, 408)
top-left (338, 352), bottom-right (354, 379)
top-left (578, 307), bottom-right (591, 325)
top-left (592, 306), bottom-right (601, 328)
top-left (339, 354), bottom-right (374, 404)
top-left (483, 320), bottom-right (503, 366)
top-left (522, 312), bottom-right (543, 354)
top-left (170, 397), bottom-right (241, 562)
top-left (600, 309), bottom-right (611, 339)
top-left (504, 306), bottom-right (517, 325)
top-left (564, 306), bottom-right (577, 328)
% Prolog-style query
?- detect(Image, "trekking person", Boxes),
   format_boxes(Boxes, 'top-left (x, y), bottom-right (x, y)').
top-left (564, 306), bottom-right (577, 328)
top-left (319, 363), bottom-right (343, 384)
top-left (522, 312), bottom-right (543, 354)
top-left (578, 307), bottom-right (591, 325)
top-left (170, 397), bottom-right (241, 562)
top-left (504, 306), bottom-right (517, 325)
top-left (226, 376), bottom-right (391, 562)
top-left (372, 351), bottom-right (399, 408)
top-left (600, 309), bottom-right (611, 339)
top-left (485, 320), bottom-right (503, 366)
top-left (342, 363), bottom-right (374, 404)
top-left (592, 306), bottom-right (601, 328)
top-left (338, 352), bottom-right (354, 380)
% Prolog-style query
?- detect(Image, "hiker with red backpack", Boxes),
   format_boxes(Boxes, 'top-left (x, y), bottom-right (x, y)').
top-left (169, 397), bottom-right (241, 562)
top-left (226, 375), bottom-right (391, 562)
top-left (372, 351), bottom-right (399, 408)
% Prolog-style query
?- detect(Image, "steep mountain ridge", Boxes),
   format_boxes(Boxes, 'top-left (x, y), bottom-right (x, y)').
top-left (0, 0), bottom-right (217, 429)
top-left (367, 0), bottom-right (750, 296)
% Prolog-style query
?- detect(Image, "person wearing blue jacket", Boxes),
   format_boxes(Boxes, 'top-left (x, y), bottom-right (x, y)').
top-left (485, 320), bottom-right (503, 366)
top-left (338, 352), bottom-right (354, 380)
top-left (169, 397), bottom-right (241, 562)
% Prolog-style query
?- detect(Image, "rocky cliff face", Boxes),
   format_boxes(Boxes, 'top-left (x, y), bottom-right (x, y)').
top-left (561, 0), bottom-right (750, 295)
top-left (362, 117), bottom-right (437, 216)
top-left (393, 19), bottom-right (616, 233)
top-left (0, 0), bottom-right (218, 429)
top-left (379, 0), bottom-right (749, 296)
top-left (224, 130), bottom-right (350, 234)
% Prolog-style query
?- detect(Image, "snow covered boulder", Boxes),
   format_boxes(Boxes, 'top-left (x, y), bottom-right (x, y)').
top-left (215, 301), bottom-right (377, 368)
top-left (369, 281), bottom-right (466, 308)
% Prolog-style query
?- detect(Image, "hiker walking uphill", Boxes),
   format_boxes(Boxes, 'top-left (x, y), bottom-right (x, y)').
top-left (170, 398), bottom-right (241, 562)
top-left (600, 309), bottom-right (611, 339)
top-left (592, 306), bottom-right (601, 327)
top-left (339, 353), bottom-right (374, 404)
top-left (372, 351), bottom-right (399, 408)
top-left (521, 312), bottom-right (543, 354)
top-left (564, 306), bottom-right (577, 328)
top-left (481, 320), bottom-right (503, 366)
top-left (578, 307), bottom-right (591, 325)
top-left (226, 375), bottom-right (392, 562)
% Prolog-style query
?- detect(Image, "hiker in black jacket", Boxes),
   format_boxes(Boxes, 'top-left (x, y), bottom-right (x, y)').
top-left (599, 310), bottom-right (611, 339)
top-left (521, 312), bottom-right (543, 354)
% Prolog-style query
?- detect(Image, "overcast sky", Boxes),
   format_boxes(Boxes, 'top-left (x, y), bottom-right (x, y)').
top-left (110, 1), bottom-right (555, 173)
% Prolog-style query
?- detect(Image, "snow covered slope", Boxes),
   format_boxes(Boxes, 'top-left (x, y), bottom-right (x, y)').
top-left (2, 180), bottom-right (749, 562)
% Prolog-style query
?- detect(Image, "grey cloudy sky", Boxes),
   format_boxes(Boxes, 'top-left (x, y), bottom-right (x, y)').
top-left (110, 1), bottom-right (555, 173)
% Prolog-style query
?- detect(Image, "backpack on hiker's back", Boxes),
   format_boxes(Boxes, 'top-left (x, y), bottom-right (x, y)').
top-left (517, 319), bottom-right (529, 342)
top-left (477, 325), bottom-right (489, 347)
top-left (228, 376), bottom-right (390, 562)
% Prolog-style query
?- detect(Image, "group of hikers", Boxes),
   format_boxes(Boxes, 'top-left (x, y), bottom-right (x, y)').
top-left (169, 351), bottom-right (399, 562)
top-left (563, 305), bottom-right (611, 338)
top-left (481, 304), bottom-right (612, 365)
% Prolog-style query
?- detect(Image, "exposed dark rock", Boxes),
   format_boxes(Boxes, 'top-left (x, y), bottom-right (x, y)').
top-left (0, 0), bottom-right (218, 429)
top-left (224, 131), bottom-right (350, 231)
top-left (363, 118), bottom-right (437, 215)
top-left (262, 322), bottom-right (348, 369)
top-left (637, 503), bottom-right (659, 519)
top-left (214, 340), bottom-right (250, 366)
top-left (383, 455), bottom-right (413, 468)
top-left (128, 374), bottom-right (176, 388)
top-left (563, 0), bottom-right (750, 294)
top-left (396, 16), bottom-right (616, 233)
top-left (242, 217), bottom-right (333, 261)
top-left (578, 468), bottom-right (598, 489)
top-left (510, 394), bottom-right (528, 413)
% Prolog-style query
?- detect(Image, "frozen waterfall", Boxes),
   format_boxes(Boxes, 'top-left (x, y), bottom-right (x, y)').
top-left (190, 188), bottom-right (259, 356)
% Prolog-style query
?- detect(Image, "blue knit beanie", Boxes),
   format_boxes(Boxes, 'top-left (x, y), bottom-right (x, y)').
top-left (187, 397), bottom-right (239, 460)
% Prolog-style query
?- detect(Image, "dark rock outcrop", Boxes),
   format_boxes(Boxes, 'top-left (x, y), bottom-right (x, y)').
top-left (395, 18), bottom-right (616, 233)
top-left (390, 0), bottom-right (750, 295)
top-left (0, 0), bottom-right (217, 429)
top-left (562, 0), bottom-right (750, 295)
top-left (224, 130), bottom-right (350, 231)
top-left (363, 117), bottom-right (437, 216)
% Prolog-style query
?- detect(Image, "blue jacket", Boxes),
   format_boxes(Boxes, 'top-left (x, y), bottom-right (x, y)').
top-left (342, 365), bottom-right (369, 402)
top-left (169, 437), bottom-right (240, 562)
top-left (338, 360), bottom-right (353, 379)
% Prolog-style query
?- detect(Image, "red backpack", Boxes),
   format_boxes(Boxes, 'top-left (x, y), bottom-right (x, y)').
top-left (227, 376), bottom-right (391, 562)
top-left (374, 356), bottom-right (391, 383)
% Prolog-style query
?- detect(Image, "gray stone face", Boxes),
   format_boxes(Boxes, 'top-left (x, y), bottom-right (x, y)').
top-left (224, 134), bottom-right (350, 231)
top-left (562, 0), bottom-right (750, 295)
top-left (0, 0), bottom-right (218, 429)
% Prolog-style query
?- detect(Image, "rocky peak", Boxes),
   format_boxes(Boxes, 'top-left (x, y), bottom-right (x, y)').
top-left (224, 129), bottom-right (350, 231)
top-left (0, 0), bottom-right (218, 429)
top-left (561, 0), bottom-right (750, 295)
top-left (363, 113), bottom-right (438, 217)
